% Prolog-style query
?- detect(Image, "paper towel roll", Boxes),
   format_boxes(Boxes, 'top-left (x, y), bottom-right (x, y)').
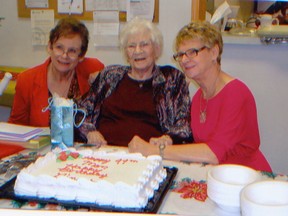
top-left (0, 72), bottom-right (12, 96)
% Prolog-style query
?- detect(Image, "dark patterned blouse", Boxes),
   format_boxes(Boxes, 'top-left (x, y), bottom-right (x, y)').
top-left (76, 64), bottom-right (193, 145)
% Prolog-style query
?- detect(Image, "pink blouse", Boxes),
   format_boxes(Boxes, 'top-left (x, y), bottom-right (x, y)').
top-left (191, 79), bottom-right (272, 172)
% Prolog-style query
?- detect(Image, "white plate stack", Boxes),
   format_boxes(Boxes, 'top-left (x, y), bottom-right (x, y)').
top-left (207, 164), bottom-right (260, 213)
top-left (241, 180), bottom-right (288, 216)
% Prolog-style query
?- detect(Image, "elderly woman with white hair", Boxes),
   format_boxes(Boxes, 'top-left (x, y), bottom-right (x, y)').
top-left (76, 17), bottom-right (193, 147)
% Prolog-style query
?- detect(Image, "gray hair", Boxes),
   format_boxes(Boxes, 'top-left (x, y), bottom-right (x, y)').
top-left (119, 17), bottom-right (163, 60)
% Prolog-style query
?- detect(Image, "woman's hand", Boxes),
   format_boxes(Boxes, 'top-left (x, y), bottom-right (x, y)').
top-left (149, 135), bottom-right (172, 147)
top-left (88, 71), bottom-right (100, 85)
top-left (128, 135), bottom-right (157, 156)
top-left (87, 131), bottom-right (107, 147)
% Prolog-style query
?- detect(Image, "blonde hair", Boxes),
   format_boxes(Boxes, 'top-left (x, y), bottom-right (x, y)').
top-left (175, 21), bottom-right (223, 64)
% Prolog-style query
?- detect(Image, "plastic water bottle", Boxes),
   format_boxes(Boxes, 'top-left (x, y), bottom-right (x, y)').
top-left (0, 72), bottom-right (12, 96)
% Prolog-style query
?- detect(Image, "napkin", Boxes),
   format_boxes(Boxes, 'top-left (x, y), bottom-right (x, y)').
top-left (210, 1), bottom-right (232, 24)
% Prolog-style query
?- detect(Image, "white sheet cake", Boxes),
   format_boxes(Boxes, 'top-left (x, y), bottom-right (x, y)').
top-left (14, 149), bottom-right (167, 208)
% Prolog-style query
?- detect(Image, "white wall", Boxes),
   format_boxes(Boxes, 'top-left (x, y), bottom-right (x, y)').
top-left (0, 0), bottom-right (191, 67)
top-left (221, 44), bottom-right (288, 175)
top-left (1, 0), bottom-right (288, 174)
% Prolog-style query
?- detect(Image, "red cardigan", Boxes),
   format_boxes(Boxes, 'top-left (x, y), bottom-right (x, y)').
top-left (8, 57), bottom-right (104, 127)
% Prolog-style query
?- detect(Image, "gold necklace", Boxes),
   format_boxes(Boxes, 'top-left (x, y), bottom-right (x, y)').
top-left (199, 73), bottom-right (220, 123)
top-left (199, 94), bottom-right (208, 123)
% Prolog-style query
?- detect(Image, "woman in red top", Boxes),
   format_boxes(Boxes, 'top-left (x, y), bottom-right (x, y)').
top-left (129, 21), bottom-right (272, 172)
top-left (9, 17), bottom-right (104, 127)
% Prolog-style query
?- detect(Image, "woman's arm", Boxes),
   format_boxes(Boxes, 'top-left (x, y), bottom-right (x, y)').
top-left (163, 143), bottom-right (219, 164)
top-left (160, 67), bottom-right (193, 143)
top-left (128, 136), bottom-right (218, 164)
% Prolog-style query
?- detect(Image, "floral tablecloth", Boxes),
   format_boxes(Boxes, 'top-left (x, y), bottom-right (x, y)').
top-left (160, 162), bottom-right (284, 215)
top-left (0, 147), bottom-right (287, 215)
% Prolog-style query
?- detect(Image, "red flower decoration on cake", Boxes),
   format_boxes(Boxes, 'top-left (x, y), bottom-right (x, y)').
top-left (57, 151), bottom-right (80, 161)
top-left (58, 152), bottom-right (69, 161)
top-left (28, 201), bottom-right (38, 207)
top-left (70, 152), bottom-right (80, 159)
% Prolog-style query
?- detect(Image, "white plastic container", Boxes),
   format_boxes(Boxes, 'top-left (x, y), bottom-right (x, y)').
top-left (0, 72), bottom-right (12, 96)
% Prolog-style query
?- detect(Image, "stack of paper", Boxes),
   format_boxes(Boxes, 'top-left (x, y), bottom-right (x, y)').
top-left (0, 122), bottom-right (44, 142)
top-left (0, 122), bottom-right (50, 149)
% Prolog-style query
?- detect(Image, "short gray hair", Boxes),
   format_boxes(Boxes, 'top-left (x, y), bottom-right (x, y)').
top-left (119, 17), bottom-right (163, 60)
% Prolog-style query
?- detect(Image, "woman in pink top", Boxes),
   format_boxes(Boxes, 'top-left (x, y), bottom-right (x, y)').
top-left (129, 21), bottom-right (271, 172)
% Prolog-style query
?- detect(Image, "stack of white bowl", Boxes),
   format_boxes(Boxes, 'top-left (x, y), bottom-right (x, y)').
top-left (241, 180), bottom-right (288, 216)
top-left (207, 164), bottom-right (261, 213)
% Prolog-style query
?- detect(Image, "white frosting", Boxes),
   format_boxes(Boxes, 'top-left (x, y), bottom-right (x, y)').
top-left (14, 150), bottom-right (167, 208)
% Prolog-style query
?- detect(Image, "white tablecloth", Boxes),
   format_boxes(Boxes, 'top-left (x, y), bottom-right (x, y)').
top-left (1, 146), bottom-right (287, 215)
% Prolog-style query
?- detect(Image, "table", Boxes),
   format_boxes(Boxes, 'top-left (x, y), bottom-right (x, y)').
top-left (1, 146), bottom-right (287, 216)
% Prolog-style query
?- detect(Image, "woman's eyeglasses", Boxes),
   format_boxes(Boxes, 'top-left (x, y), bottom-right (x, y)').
top-left (126, 41), bottom-right (152, 52)
top-left (173, 46), bottom-right (206, 62)
top-left (52, 44), bottom-right (81, 59)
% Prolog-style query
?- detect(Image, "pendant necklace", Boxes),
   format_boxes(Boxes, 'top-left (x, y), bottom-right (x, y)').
top-left (199, 94), bottom-right (208, 123)
top-left (138, 80), bottom-right (145, 88)
top-left (199, 73), bottom-right (220, 123)
top-left (128, 72), bottom-right (153, 88)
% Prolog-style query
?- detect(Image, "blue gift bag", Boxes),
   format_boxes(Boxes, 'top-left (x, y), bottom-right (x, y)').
top-left (43, 96), bottom-right (86, 150)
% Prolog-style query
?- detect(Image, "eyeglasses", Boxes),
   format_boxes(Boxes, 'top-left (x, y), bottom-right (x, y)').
top-left (173, 46), bottom-right (207, 62)
top-left (126, 41), bottom-right (152, 52)
top-left (52, 44), bottom-right (81, 59)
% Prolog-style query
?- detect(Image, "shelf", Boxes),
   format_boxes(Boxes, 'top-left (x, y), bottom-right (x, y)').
top-left (222, 26), bottom-right (288, 45)
top-left (222, 32), bottom-right (261, 45)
